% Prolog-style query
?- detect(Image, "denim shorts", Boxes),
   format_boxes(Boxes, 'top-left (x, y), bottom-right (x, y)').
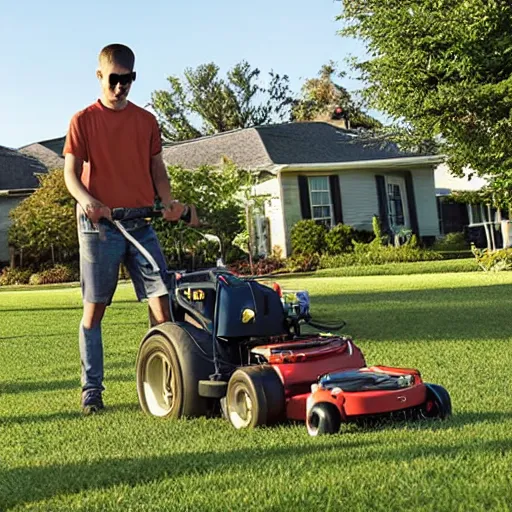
top-left (78, 213), bottom-right (170, 304)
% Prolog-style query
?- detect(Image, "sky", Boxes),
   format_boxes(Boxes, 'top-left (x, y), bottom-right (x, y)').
top-left (0, 0), bottom-right (371, 149)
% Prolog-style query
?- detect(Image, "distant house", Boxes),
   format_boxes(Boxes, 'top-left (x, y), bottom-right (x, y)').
top-left (0, 146), bottom-right (48, 263)
top-left (163, 122), bottom-right (443, 257)
top-left (19, 137), bottom-right (65, 170)
top-left (435, 164), bottom-right (511, 248)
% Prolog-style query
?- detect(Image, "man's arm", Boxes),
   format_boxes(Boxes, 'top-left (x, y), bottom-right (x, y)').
top-left (64, 153), bottom-right (111, 223)
top-left (150, 152), bottom-right (185, 221)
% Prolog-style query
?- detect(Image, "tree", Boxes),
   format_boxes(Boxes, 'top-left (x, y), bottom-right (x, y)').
top-left (9, 170), bottom-right (78, 267)
top-left (291, 62), bottom-right (382, 130)
top-left (150, 61), bottom-right (294, 141)
top-left (338, 0), bottom-right (512, 203)
top-left (152, 162), bottom-right (247, 267)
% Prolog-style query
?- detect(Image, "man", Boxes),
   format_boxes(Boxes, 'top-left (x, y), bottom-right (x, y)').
top-left (63, 43), bottom-right (195, 414)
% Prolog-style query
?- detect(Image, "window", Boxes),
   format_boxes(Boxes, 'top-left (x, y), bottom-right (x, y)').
top-left (308, 176), bottom-right (332, 227)
top-left (386, 177), bottom-right (408, 229)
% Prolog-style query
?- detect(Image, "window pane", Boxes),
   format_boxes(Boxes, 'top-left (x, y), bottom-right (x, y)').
top-left (309, 176), bottom-right (329, 192)
top-left (312, 206), bottom-right (323, 218)
top-left (311, 191), bottom-right (330, 206)
top-left (471, 205), bottom-right (483, 224)
top-left (388, 183), bottom-right (404, 226)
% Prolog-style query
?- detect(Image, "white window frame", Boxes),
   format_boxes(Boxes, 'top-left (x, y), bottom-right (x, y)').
top-left (308, 176), bottom-right (333, 227)
top-left (385, 176), bottom-right (410, 230)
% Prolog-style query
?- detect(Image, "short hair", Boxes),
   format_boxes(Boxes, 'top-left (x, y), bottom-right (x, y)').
top-left (99, 44), bottom-right (135, 70)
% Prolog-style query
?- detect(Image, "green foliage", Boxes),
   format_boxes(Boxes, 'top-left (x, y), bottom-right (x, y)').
top-left (291, 62), bottom-right (382, 130)
top-left (371, 215), bottom-right (385, 246)
top-left (471, 245), bottom-right (512, 272)
top-left (153, 163), bottom-right (246, 267)
top-left (150, 61), bottom-right (293, 142)
top-left (319, 240), bottom-right (441, 268)
top-left (0, 267), bottom-right (32, 286)
top-left (285, 253), bottom-right (321, 273)
top-left (290, 220), bottom-right (327, 256)
top-left (28, 264), bottom-right (79, 285)
top-left (324, 223), bottom-right (356, 254)
top-left (433, 232), bottom-right (469, 252)
top-left (315, 258), bottom-right (478, 277)
top-left (338, 1), bottom-right (512, 200)
top-left (8, 170), bottom-right (78, 267)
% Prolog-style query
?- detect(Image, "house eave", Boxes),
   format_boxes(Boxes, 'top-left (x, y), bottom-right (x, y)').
top-left (277, 155), bottom-right (445, 173)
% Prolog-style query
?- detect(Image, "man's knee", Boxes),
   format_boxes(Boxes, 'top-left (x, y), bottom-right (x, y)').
top-left (82, 302), bottom-right (107, 329)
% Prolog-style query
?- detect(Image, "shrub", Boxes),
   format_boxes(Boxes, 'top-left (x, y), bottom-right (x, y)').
top-left (319, 241), bottom-right (441, 268)
top-left (290, 220), bottom-right (327, 255)
top-left (325, 224), bottom-right (356, 254)
top-left (471, 245), bottom-right (512, 272)
top-left (285, 253), bottom-right (320, 273)
top-left (228, 257), bottom-right (285, 276)
top-left (28, 264), bottom-right (78, 285)
top-left (0, 267), bottom-right (32, 286)
top-left (433, 232), bottom-right (469, 252)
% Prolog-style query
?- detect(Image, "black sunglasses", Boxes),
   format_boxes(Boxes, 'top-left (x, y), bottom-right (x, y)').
top-left (108, 72), bottom-right (136, 87)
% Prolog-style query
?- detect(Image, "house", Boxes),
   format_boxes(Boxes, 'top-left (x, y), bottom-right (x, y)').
top-left (0, 146), bottom-right (48, 263)
top-left (163, 122), bottom-right (444, 257)
top-left (18, 136), bottom-right (65, 170)
top-left (435, 163), bottom-right (511, 248)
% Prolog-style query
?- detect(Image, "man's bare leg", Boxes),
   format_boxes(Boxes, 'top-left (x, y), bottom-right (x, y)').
top-left (148, 294), bottom-right (171, 325)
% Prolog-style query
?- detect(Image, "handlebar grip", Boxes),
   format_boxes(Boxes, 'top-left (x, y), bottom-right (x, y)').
top-left (111, 206), bottom-right (192, 222)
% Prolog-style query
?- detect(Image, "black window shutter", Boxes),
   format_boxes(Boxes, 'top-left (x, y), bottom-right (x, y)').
top-left (375, 175), bottom-right (390, 234)
top-left (298, 175), bottom-right (311, 219)
top-left (329, 175), bottom-right (343, 225)
top-left (404, 171), bottom-right (420, 236)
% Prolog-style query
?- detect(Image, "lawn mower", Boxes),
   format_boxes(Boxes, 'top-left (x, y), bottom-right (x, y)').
top-left (112, 207), bottom-right (452, 435)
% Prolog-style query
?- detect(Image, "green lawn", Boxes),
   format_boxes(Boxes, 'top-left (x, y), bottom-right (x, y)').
top-left (1, 272), bottom-right (512, 511)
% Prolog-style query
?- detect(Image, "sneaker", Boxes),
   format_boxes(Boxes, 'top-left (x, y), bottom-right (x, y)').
top-left (82, 389), bottom-right (104, 415)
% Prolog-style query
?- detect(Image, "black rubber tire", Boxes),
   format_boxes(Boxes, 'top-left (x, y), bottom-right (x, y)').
top-left (422, 384), bottom-right (452, 419)
top-left (136, 322), bottom-right (214, 419)
top-left (307, 402), bottom-right (342, 436)
top-left (226, 366), bottom-right (285, 429)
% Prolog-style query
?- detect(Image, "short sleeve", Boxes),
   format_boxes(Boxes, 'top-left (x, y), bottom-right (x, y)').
top-left (150, 116), bottom-right (163, 156)
top-left (63, 113), bottom-right (88, 161)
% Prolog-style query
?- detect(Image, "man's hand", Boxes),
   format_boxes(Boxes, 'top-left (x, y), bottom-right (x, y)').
top-left (162, 201), bottom-right (186, 222)
top-left (187, 204), bottom-right (200, 227)
top-left (83, 201), bottom-right (112, 224)
top-left (162, 201), bottom-right (200, 226)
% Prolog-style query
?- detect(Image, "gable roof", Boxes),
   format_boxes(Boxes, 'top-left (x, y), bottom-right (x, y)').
top-left (162, 122), bottom-right (422, 170)
top-left (18, 136), bottom-right (66, 170)
top-left (0, 146), bottom-right (47, 191)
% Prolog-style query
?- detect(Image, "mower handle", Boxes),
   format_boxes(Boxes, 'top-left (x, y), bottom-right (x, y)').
top-left (111, 205), bottom-right (193, 223)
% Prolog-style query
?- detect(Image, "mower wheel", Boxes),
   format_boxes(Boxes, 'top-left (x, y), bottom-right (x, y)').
top-left (421, 384), bottom-right (452, 419)
top-left (226, 366), bottom-right (285, 429)
top-left (136, 323), bottom-right (214, 419)
top-left (307, 402), bottom-right (342, 436)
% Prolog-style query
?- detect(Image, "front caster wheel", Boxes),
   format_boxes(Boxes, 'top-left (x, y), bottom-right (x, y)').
top-left (307, 402), bottom-right (342, 436)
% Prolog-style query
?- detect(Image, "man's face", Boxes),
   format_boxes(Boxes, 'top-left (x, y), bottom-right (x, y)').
top-left (97, 60), bottom-right (135, 106)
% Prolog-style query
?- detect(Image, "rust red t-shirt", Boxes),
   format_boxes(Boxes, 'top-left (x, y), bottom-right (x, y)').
top-left (63, 100), bottom-right (162, 208)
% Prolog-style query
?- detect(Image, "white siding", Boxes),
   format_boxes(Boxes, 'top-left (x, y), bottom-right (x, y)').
top-left (0, 196), bottom-right (24, 263)
top-left (339, 171), bottom-right (379, 232)
top-left (253, 176), bottom-right (286, 256)
top-left (410, 168), bottom-right (440, 236)
top-left (280, 174), bottom-right (303, 256)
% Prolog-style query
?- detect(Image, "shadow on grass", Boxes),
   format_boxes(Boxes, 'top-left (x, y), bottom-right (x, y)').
top-left (1, 434), bottom-right (511, 509)
top-left (344, 410), bottom-right (512, 434)
top-left (0, 440), bottom-right (368, 509)
top-left (0, 372), bottom-right (135, 395)
top-left (0, 403), bottom-right (140, 426)
top-left (311, 284), bottom-right (512, 342)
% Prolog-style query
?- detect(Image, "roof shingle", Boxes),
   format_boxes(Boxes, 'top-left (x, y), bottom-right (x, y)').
top-left (163, 122), bottom-right (417, 170)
